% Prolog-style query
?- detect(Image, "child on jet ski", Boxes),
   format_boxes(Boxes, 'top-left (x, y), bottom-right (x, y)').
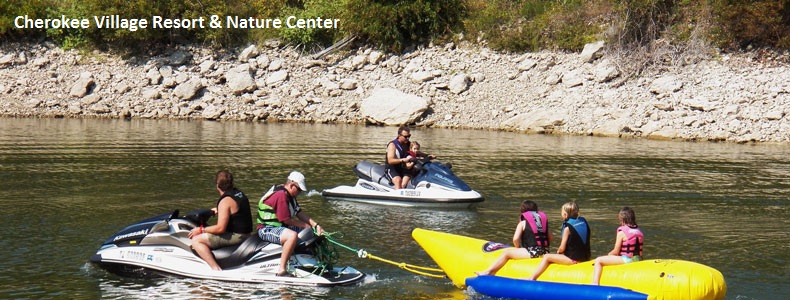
top-left (403, 141), bottom-right (436, 188)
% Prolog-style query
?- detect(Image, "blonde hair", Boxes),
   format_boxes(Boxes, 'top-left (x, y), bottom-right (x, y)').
top-left (410, 141), bottom-right (420, 151)
top-left (561, 202), bottom-right (579, 219)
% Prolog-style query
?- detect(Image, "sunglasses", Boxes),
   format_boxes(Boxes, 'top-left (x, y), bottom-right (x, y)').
top-left (401, 134), bottom-right (411, 139)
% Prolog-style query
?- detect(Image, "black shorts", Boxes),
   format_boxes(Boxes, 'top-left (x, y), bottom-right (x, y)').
top-left (386, 164), bottom-right (407, 178)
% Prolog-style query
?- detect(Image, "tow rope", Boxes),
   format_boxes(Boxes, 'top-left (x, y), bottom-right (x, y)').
top-left (318, 231), bottom-right (446, 278)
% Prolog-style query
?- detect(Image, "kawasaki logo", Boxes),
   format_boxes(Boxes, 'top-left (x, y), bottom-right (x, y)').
top-left (113, 229), bottom-right (149, 242)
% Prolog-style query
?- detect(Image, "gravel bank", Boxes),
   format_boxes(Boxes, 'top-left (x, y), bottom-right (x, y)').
top-left (1, 41), bottom-right (787, 144)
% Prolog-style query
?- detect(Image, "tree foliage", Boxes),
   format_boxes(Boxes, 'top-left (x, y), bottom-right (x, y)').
top-left (0, 0), bottom-right (787, 52)
top-left (343, 0), bottom-right (467, 52)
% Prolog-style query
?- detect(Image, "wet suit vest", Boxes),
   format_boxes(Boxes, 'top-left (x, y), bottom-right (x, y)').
top-left (385, 138), bottom-right (409, 175)
top-left (520, 211), bottom-right (550, 248)
top-left (561, 217), bottom-right (591, 262)
top-left (257, 185), bottom-right (300, 227)
top-left (217, 189), bottom-right (253, 234)
top-left (618, 225), bottom-right (644, 257)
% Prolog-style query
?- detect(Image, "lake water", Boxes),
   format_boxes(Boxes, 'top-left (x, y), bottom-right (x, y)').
top-left (0, 118), bottom-right (787, 299)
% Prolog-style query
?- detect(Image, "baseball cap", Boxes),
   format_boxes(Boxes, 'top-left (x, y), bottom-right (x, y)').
top-left (288, 171), bottom-right (307, 191)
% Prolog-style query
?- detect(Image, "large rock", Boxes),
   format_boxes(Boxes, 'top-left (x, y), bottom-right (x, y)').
top-left (173, 77), bottom-right (203, 100)
top-left (594, 60), bottom-right (620, 83)
top-left (69, 72), bottom-right (94, 98)
top-left (650, 76), bottom-right (683, 94)
top-left (449, 74), bottom-right (471, 94)
top-left (167, 51), bottom-right (190, 65)
top-left (239, 45), bottom-right (259, 62)
top-left (226, 64), bottom-right (256, 95)
top-left (265, 70), bottom-right (289, 86)
top-left (202, 104), bottom-right (225, 119)
top-left (501, 109), bottom-right (568, 132)
top-left (0, 54), bottom-right (14, 66)
top-left (360, 88), bottom-right (428, 125)
top-left (580, 41), bottom-right (605, 62)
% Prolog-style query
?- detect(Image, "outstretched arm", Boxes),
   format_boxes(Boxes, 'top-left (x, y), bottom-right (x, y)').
top-left (296, 211), bottom-right (324, 235)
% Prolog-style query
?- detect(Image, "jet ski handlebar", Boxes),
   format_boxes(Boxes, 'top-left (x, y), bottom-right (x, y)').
top-left (183, 208), bottom-right (216, 226)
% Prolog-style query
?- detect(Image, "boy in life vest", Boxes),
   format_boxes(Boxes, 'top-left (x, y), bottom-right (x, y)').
top-left (527, 201), bottom-right (591, 280)
top-left (592, 207), bottom-right (644, 285)
top-left (475, 200), bottom-right (554, 276)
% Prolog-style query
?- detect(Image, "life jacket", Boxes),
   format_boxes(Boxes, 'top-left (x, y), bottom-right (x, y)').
top-left (561, 217), bottom-right (591, 262)
top-left (256, 185), bottom-right (300, 227)
top-left (217, 189), bottom-right (253, 234)
top-left (385, 138), bottom-right (409, 165)
top-left (520, 211), bottom-right (550, 248)
top-left (617, 225), bottom-right (644, 258)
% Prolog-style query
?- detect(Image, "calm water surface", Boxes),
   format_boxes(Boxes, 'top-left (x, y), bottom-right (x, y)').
top-left (0, 118), bottom-right (787, 299)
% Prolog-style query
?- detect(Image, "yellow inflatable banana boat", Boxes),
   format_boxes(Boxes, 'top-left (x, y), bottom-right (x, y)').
top-left (412, 228), bottom-right (726, 300)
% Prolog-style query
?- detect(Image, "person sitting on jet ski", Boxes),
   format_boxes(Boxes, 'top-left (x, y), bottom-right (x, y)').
top-left (188, 170), bottom-right (253, 271)
top-left (402, 141), bottom-right (436, 188)
top-left (256, 171), bottom-right (326, 277)
top-left (387, 126), bottom-right (433, 189)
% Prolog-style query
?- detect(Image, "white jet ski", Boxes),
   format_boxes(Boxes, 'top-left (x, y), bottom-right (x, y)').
top-left (90, 209), bottom-right (365, 286)
top-left (322, 158), bottom-right (484, 208)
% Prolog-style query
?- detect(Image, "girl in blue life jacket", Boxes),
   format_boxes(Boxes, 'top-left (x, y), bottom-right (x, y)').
top-left (527, 201), bottom-right (591, 281)
top-left (475, 200), bottom-right (554, 276)
top-left (592, 207), bottom-right (644, 285)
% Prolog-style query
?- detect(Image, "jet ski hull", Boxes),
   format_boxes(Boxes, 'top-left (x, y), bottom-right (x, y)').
top-left (90, 210), bottom-right (365, 287)
top-left (322, 179), bottom-right (483, 208)
top-left (322, 160), bottom-right (484, 207)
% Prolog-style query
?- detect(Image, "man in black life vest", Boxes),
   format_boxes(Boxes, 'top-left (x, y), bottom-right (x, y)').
top-left (188, 170), bottom-right (253, 271)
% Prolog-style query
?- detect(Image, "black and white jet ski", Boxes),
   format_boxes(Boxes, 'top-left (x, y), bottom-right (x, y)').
top-left (321, 158), bottom-right (484, 208)
top-left (90, 209), bottom-right (365, 286)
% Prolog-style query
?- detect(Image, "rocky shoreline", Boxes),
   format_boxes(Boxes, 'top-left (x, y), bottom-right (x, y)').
top-left (0, 41), bottom-right (787, 144)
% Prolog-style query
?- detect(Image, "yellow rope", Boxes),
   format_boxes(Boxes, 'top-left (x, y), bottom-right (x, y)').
top-left (322, 233), bottom-right (446, 279)
top-left (364, 253), bottom-right (446, 278)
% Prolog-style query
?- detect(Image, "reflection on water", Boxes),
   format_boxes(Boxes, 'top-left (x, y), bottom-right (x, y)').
top-left (0, 118), bottom-right (787, 299)
top-left (96, 274), bottom-right (334, 300)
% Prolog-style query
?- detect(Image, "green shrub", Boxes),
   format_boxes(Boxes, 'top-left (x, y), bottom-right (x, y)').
top-left (1, 0), bottom-right (787, 53)
top-left (611, 0), bottom-right (677, 49)
top-left (544, 1), bottom-right (607, 51)
top-left (711, 0), bottom-right (789, 50)
top-left (0, 0), bottom-right (51, 40)
top-left (344, 0), bottom-right (467, 52)
top-left (277, 0), bottom-right (345, 49)
top-left (475, 1), bottom-right (606, 52)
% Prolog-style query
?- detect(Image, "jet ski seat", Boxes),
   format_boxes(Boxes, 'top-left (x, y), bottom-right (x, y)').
top-left (214, 234), bottom-right (270, 269)
top-left (353, 160), bottom-right (392, 186)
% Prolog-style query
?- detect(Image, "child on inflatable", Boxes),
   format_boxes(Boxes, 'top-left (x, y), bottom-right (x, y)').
top-left (591, 207), bottom-right (644, 285)
top-left (527, 201), bottom-right (591, 280)
top-left (475, 200), bottom-right (554, 276)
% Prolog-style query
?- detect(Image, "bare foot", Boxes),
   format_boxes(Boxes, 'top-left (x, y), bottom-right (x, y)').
top-left (474, 271), bottom-right (490, 276)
